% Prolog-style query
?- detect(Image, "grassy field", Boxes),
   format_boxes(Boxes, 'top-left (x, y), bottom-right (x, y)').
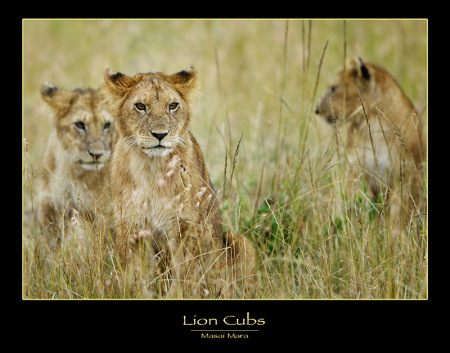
top-left (22, 19), bottom-right (427, 299)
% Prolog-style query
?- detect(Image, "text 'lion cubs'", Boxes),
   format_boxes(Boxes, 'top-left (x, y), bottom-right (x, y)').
top-left (38, 83), bottom-right (115, 249)
top-left (315, 57), bottom-right (426, 219)
top-left (103, 67), bottom-right (256, 298)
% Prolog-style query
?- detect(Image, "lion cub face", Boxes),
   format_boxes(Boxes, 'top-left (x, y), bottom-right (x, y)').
top-left (315, 57), bottom-right (374, 125)
top-left (41, 83), bottom-right (115, 170)
top-left (104, 67), bottom-right (198, 158)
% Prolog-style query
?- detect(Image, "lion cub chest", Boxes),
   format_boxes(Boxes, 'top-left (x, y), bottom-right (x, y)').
top-left (114, 148), bottom-right (189, 233)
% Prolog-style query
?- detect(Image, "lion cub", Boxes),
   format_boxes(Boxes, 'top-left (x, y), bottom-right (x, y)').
top-left (315, 57), bottom-right (426, 217)
top-left (103, 67), bottom-right (256, 298)
top-left (38, 83), bottom-right (115, 249)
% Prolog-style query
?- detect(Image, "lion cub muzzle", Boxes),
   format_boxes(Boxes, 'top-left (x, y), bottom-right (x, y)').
top-left (151, 130), bottom-right (169, 142)
top-left (139, 130), bottom-right (174, 157)
top-left (79, 139), bottom-right (111, 169)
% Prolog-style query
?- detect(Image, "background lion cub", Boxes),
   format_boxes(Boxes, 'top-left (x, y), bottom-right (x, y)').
top-left (38, 83), bottom-right (115, 249)
top-left (315, 57), bottom-right (426, 219)
top-left (104, 67), bottom-right (255, 298)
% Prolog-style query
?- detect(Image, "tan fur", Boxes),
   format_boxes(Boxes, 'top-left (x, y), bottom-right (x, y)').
top-left (103, 67), bottom-right (256, 298)
top-left (315, 57), bottom-right (426, 217)
top-left (38, 83), bottom-right (115, 249)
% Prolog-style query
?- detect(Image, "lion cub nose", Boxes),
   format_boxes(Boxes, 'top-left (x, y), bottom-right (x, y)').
top-left (89, 150), bottom-right (103, 160)
top-left (151, 131), bottom-right (168, 141)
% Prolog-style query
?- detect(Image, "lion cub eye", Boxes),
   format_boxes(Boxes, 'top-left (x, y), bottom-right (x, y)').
top-left (74, 121), bottom-right (86, 130)
top-left (135, 103), bottom-right (146, 111)
top-left (330, 85), bottom-right (339, 94)
top-left (103, 122), bottom-right (112, 130)
top-left (168, 102), bottom-right (179, 111)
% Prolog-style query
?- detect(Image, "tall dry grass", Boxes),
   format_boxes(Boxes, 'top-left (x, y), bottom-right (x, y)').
top-left (22, 19), bottom-right (427, 299)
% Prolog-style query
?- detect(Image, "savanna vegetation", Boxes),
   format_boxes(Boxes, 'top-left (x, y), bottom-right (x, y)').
top-left (22, 19), bottom-right (427, 299)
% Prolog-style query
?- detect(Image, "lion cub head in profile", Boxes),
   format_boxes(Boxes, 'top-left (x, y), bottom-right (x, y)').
top-left (38, 83), bottom-right (115, 248)
top-left (315, 57), bottom-right (426, 214)
top-left (104, 67), bottom-right (256, 298)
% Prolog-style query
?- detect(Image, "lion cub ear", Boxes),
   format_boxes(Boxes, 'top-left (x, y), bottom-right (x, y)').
top-left (168, 66), bottom-right (200, 104)
top-left (168, 66), bottom-right (198, 86)
top-left (40, 82), bottom-right (75, 115)
top-left (347, 56), bottom-right (371, 80)
top-left (103, 68), bottom-right (137, 99)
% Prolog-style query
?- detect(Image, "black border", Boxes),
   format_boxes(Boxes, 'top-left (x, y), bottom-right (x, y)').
top-left (17, 16), bottom-right (437, 346)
